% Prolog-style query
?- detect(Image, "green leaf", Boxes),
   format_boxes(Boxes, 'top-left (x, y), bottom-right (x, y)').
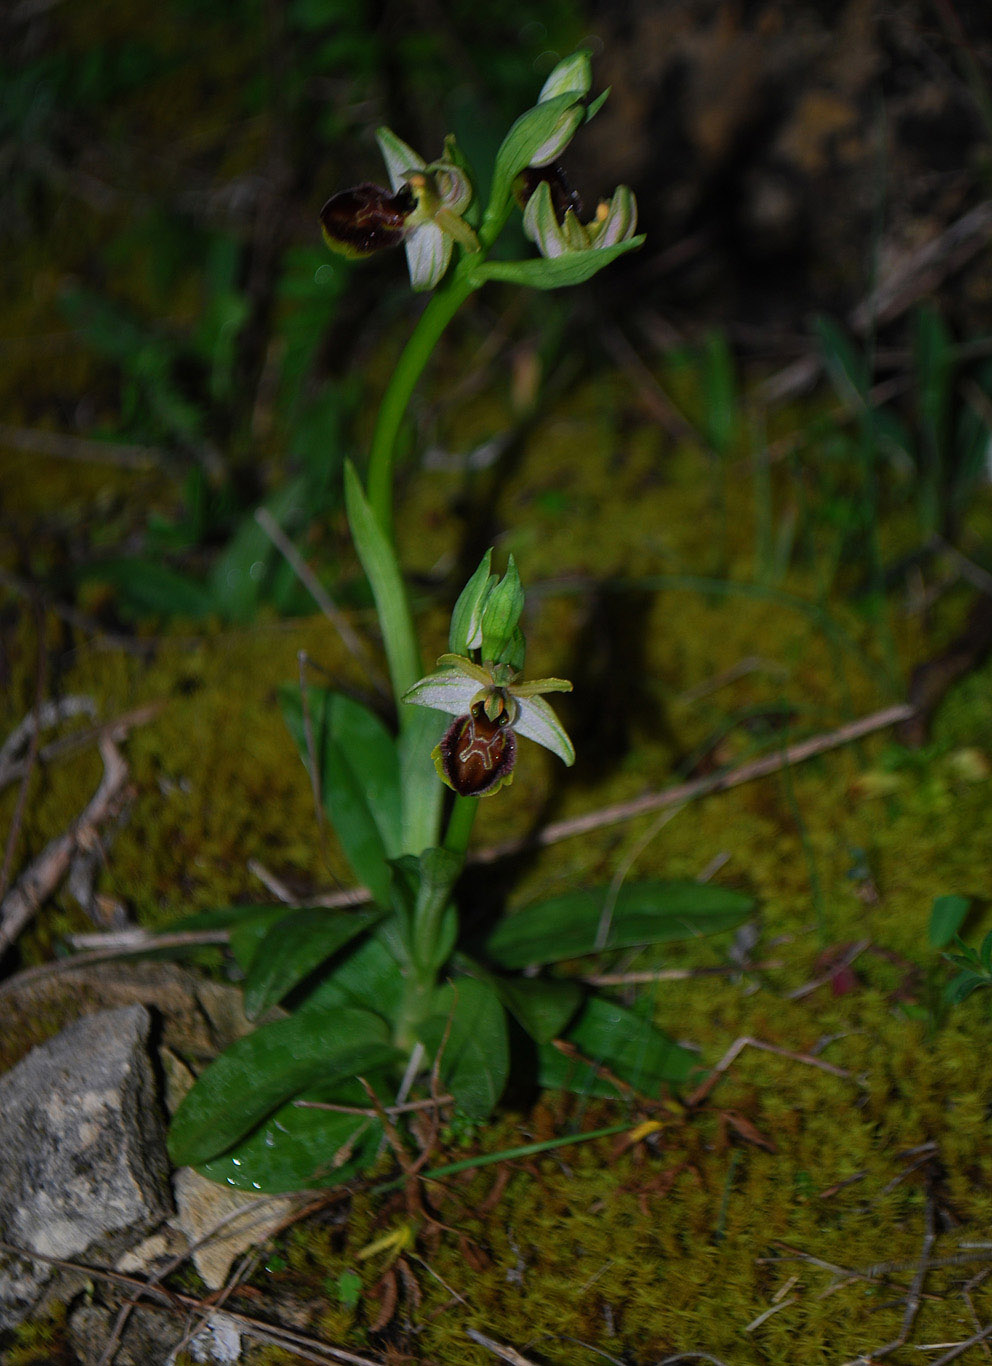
top-left (198, 1074), bottom-right (389, 1193)
top-left (343, 461), bottom-right (420, 702)
top-left (538, 996), bottom-right (699, 1097)
top-left (702, 330), bottom-right (736, 456)
top-left (243, 906), bottom-right (383, 1019)
top-left (228, 905), bottom-right (306, 974)
top-left (814, 315), bottom-right (868, 408)
top-left (79, 558), bottom-right (212, 620)
top-left (296, 929), bottom-right (406, 1023)
top-left (167, 903), bottom-right (298, 974)
top-left (167, 1006), bottom-right (397, 1168)
top-left (280, 685), bottom-right (402, 904)
top-left (487, 881), bottom-right (754, 969)
top-left (928, 894), bottom-right (971, 948)
top-left (419, 978), bottom-right (509, 1119)
top-left (344, 461), bottom-right (443, 856)
top-left (494, 976), bottom-right (583, 1044)
top-left (473, 236), bottom-right (645, 291)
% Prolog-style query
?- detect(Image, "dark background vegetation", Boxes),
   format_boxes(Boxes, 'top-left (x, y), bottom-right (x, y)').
top-left (2, 0), bottom-right (990, 629)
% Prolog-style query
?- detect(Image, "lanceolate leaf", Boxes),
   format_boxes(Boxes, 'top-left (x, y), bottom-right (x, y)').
top-left (493, 975), bottom-right (583, 1044)
top-left (487, 881), bottom-right (754, 969)
top-left (243, 906), bottom-right (383, 1019)
top-left (419, 978), bottom-right (509, 1120)
top-left (280, 684), bottom-right (402, 904)
top-left (295, 929), bottom-right (405, 1023)
top-left (538, 996), bottom-right (699, 1097)
top-left (167, 1006), bottom-right (397, 1168)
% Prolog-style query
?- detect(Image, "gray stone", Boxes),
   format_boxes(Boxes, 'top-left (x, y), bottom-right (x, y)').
top-left (0, 1004), bottom-right (172, 1330)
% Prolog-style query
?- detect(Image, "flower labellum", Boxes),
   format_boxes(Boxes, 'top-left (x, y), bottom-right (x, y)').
top-left (320, 182), bottom-right (417, 259)
top-left (434, 703), bottom-right (517, 797)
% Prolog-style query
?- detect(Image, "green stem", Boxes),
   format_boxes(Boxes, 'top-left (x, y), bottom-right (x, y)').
top-left (367, 266), bottom-right (478, 535)
top-left (442, 795), bottom-right (478, 858)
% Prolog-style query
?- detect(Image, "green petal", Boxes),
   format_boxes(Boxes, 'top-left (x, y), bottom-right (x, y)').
top-left (511, 676), bottom-right (572, 696)
top-left (435, 653), bottom-right (493, 684)
top-left (513, 693), bottom-right (575, 766)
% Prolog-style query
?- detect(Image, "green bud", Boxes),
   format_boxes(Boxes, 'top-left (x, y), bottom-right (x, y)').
top-left (480, 555), bottom-right (526, 663)
top-left (448, 548), bottom-right (494, 654)
top-left (538, 50), bottom-right (592, 103)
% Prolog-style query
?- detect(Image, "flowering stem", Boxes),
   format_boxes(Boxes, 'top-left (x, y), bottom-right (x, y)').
top-left (367, 266), bottom-right (478, 535)
top-left (442, 794), bottom-right (478, 857)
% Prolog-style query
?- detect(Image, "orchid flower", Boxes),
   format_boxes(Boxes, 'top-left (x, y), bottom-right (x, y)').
top-left (403, 654), bottom-right (574, 797)
top-left (320, 128), bottom-right (478, 291)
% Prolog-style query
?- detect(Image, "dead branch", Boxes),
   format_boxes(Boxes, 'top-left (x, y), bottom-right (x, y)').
top-left (0, 732), bottom-right (128, 956)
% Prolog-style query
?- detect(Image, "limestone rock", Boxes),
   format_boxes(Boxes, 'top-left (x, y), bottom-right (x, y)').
top-left (0, 1004), bottom-right (172, 1330)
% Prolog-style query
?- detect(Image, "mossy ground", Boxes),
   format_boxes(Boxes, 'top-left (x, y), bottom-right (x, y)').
top-left (3, 349), bottom-right (992, 1361)
top-left (3, 4), bottom-right (992, 1358)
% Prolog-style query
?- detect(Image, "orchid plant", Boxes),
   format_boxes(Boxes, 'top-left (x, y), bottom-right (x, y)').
top-left (166, 54), bottom-right (754, 1194)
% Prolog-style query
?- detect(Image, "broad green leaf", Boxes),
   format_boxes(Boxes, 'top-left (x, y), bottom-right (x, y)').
top-left (198, 1074), bottom-right (389, 1193)
top-left (928, 894), bottom-right (971, 948)
top-left (228, 906), bottom-right (306, 974)
top-left (494, 975), bottom-right (583, 1044)
top-left (297, 929), bottom-right (405, 1023)
top-left (538, 996), bottom-right (699, 1097)
top-left (419, 978), bottom-right (509, 1120)
top-left (243, 906), bottom-right (383, 1019)
top-left (167, 1006), bottom-right (397, 1168)
top-left (167, 903), bottom-right (298, 973)
top-left (473, 236), bottom-right (645, 291)
top-left (487, 881), bottom-right (754, 969)
top-left (280, 684), bottom-right (402, 904)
